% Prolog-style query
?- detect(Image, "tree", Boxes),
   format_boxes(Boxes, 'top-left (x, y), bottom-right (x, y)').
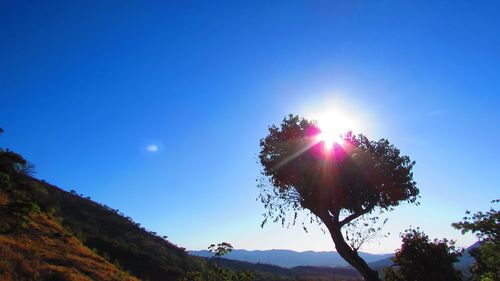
top-left (453, 200), bottom-right (499, 281)
top-left (258, 115), bottom-right (419, 281)
top-left (383, 228), bottom-right (463, 281)
top-left (208, 242), bottom-right (234, 281)
top-left (0, 128), bottom-right (34, 176)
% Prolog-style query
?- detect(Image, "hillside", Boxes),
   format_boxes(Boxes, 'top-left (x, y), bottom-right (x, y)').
top-left (0, 197), bottom-right (139, 281)
top-left (0, 144), bottom-right (364, 281)
top-left (0, 167), bottom-right (202, 280)
top-left (0, 143), bottom-right (209, 280)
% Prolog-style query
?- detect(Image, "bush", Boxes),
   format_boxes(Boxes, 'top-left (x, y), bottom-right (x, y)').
top-left (384, 228), bottom-right (463, 281)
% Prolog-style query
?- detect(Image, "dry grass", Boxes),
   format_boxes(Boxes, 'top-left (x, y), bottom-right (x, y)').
top-left (0, 209), bottom-right (141, 281)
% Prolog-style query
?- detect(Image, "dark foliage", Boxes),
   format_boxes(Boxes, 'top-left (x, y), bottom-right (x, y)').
top-left (383, 228), bottom-right (463, 281)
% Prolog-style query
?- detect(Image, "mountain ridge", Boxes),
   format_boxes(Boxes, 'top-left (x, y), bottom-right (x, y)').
top-left (190, 248), bottom-right (393, 268)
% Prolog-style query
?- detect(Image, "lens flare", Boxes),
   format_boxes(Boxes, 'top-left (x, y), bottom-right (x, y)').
top-left (315, 130), bottom-right (343, 150)
top-left (313, 110), bottom-right (357, 150)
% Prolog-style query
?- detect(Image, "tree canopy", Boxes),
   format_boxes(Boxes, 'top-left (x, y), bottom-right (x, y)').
top-left (258, 115), bottom-right (419, 281)
top-left (208, 242), bottom-right (234, 258)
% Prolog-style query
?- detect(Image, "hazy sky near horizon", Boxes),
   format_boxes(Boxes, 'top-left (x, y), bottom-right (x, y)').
top-left (1, 1), bottom-right (499, 253)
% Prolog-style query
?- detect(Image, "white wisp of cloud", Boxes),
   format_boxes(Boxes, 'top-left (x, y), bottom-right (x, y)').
top-left (146, 144), bottom-right (159, 153)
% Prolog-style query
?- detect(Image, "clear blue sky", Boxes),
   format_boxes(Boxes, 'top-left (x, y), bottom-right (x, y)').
top-left (1, 1), bottom-right (499, 253)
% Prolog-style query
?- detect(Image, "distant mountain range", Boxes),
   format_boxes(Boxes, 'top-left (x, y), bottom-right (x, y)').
top-left (191, 242), bottom-right (479, 271)
top-left (189, 249), bottom-right (393, 268)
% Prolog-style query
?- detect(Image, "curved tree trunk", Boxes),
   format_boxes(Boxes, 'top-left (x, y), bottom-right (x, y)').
top-left (326, 222), bottom-right (381, 281)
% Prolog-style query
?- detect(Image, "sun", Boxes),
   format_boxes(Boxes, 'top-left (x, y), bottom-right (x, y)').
top-left (315, 128), bottom-right (344, 150)
top-left (313, 110), bottom-right (357, 150)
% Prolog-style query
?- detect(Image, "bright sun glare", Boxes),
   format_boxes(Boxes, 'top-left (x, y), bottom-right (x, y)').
top-left (314, 110), bottom-right (357, 150)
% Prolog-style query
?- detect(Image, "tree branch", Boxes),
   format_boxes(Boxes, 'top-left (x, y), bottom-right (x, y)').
top-left (339, 207), bottom-right (372, 227)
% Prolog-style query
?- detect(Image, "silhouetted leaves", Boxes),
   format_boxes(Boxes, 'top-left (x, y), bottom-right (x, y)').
top-left (453, 200), bottom-right (500, 281)
top-left (384, 228), bottom-right (463, 281)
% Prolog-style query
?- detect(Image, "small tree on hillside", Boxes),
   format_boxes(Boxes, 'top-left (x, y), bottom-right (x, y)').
top-left (0, 128), bottom-right (34, 177)
top-left (453, 200), bottom-right (499, 281)
top-left (383, 228), bottom-right (463, 281)
top-left (258, 115), bottom-right (419, 281)
top-left (208, 242), bottom-right (233, 281)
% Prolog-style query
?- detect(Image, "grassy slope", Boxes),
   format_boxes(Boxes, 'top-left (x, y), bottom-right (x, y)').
top-left (0, 191), bottom-right (138, 281)
top-left (0, 173), bottom-right (203, 281)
